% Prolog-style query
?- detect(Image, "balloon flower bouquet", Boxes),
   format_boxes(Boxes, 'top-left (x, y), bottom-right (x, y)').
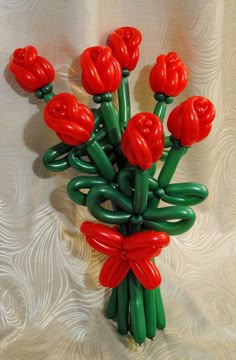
top-left (8, 27), bottom-right (215, 344)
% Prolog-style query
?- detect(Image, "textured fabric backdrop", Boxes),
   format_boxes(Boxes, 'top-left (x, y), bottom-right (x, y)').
top-left (0, 0), bottom-right (235, 359)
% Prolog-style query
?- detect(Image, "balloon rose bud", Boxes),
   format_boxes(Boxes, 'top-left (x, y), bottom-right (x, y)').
top-left (121, 112), bottom-right (164, 170)
top-left (9, 45), bottom-right (55, 92)
top-left (44, 93), bottom-right (94, 146)
top-left (107, 26), bottom-right (142, 71)
top-left (80, 46), bottom-right (122, 95)
top-left (149, 52), bottom-right (188, 97)
top-left (167, 96), bottom-right (216, 147)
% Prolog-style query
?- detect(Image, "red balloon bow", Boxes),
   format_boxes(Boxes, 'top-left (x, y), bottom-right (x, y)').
top-left (80, 222), bottom-right (170, 290)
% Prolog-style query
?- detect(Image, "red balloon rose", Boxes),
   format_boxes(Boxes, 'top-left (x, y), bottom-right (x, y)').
top-left (80, 46), bottom-right (122, 95)
top-left (121, 112), bottom-right (164, 170)
top-left (44, 93), bottom-right (94, 146)
top-left (9, 45), bottom-right (55, 92)
top-left (167, 96), bottom-right (216, 147)
top-left (107, 26), bottom-right (142, 71)
top-left (149, 52), bottom-right (188, 97)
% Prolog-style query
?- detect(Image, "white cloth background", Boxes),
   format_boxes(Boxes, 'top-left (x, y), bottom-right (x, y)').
top-left (0, 0), bottom-right (235, 359)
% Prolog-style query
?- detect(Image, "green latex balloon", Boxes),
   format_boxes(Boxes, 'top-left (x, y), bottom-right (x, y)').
top-left (143, 205), bottom-right (196, 235)
top-left (129, 272), bottom-right (146, 344)
top-left (69, 136), bottom-right (116, 180)
top-left (42, 142), bottom-right (73, 172)
top-left (117, 168), bottom-right (134, 197)
top-left (148, 179), bottom-right (208, 207)
top-left (133, 170), bottom-right (149, 214)
top-left (118, 276), bottom-right (129, 335)
top-left (87, 185), bottom-right (133, 224)
top-left (163, 182), bottom-right (208, 206)
top-left (117, 167), bottom-right (149, 214)
top-left (143, 288), bottom-right (156, 339)
top-left (118, 76), bottom-right (131, 131)
top-left (69, 146), bottom-right (98, 174)
top-left (106, 288), bottom-right (118, 319)
top-left (155, 286), bottom-right (166, 329)
top-left (67, 176), bottom-right (107, 206)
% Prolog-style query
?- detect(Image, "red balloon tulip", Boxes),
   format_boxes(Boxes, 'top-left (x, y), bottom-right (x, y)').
top-left (107, 26), bottom-right (142, 71)
top-left (9, 45), bottom-right (55, 92)
top-left (44, 93), bottom-right (94, 146)
top-left (121, 112), bottom-right (164, 170)
top-left (167, 96), bottom-right (216, 147)
top-left (149, 52), bottom-right (188, 97)
top-left (80, 46), bottom-right (122, 95)
top-left (80, 221), bottom-right (170, 290)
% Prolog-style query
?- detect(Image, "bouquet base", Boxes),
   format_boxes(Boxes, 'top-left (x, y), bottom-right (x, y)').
top-left (106, 272), bottom-right (166, 344)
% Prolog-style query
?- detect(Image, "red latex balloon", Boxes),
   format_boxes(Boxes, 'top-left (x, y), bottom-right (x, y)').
top-left (121, 112), bottom-right (164, 170)
top-left (9, 45), bottom-right (55, 92)
top-left (124, 231), bottom-right (170, 260)
top-left (167, 96), bottom-right (216, 147)
top-left (44, 93), bottom-right (94, 146)
top-left (80, 46), bottom-right (122, 95)
top-left (130, 259), bottom-right (162, 290)
top-left (80, 221), bottom-right (170, 290)
top-left (107, 26), bottom-right (142, 71)
top-left (149, 52), bottom-right (188, 97)
top-left (100, 257), bottom-right (130, 288)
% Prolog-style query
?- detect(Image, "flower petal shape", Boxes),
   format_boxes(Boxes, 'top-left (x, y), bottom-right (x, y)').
top-left (121, 112), bottom-right (164, 170)
top-left (44, 93), bottom-right (94, 146)
top-left (149, 52), bottom-right (188, 97)
top-left (167, 96), bottom-right (216, 146)
top-left (107, 27), bottom-right (142, 71)
top-left (80, 46), bottom-right (122, 95)
top-left (9, 45), bottom-right (55, 92)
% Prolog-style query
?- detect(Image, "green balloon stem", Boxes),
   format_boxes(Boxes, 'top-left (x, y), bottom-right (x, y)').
top-left (143, 288), bottom-right (156, 339)
top-left (129, 221), bottom-right (142, 235)
top-left (86, 141), bottom-right (115, 182)
top-left (160, 150), bottom-right (168, 161)
top-left (155, 286), bottom-right (166, 329)
top-left (153, 101), bottom-right (167, 121)
top-left (148, 197), bottom-right (160, 209)
top-left (44, 92), bottom-right (55, 103)
top-left (118, 276), bottom-right (129, 335)
top-left (106, 288), bottom-right (118, 319)
top-left (118, 76), bottom-right (131, 131)
top-left (164, 136), bottom-right (172, 148)
top-left (158, 145), bottom-right (188, 188)
top-left (91, 108), bottom-right (103, 132)
top-left (133, 169), bottom-right (149, 214)
top-left (129, 272), bottom-right (146, 344)
top-left (100, 100), bottom-right (121, 146)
